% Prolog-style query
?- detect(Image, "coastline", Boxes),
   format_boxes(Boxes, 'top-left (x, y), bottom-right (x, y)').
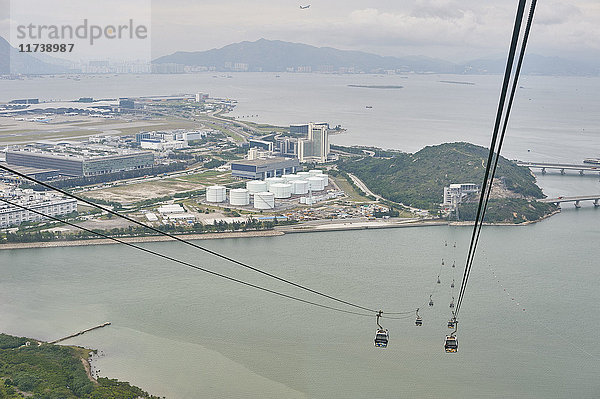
top-left (0, 211), bottom-right (560, 251)
top-left (448, 208), bottom-right (561, 226)
top-left (0, 230), bottom-right (284, 250)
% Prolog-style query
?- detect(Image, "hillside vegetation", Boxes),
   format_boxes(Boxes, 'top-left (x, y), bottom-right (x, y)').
top-left (0, 333), bottom-right (158, 399)
top-left (337, 142), bottom-right (555, 222)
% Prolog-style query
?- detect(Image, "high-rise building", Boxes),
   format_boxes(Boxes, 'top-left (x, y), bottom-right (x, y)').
top-left (297, 123), bottom-right (330, 163)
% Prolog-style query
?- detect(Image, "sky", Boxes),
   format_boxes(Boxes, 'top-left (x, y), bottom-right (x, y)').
top-left (149, 0), bottom-right (600, 62)
top-left (1, 0), bottom-right (600, 62)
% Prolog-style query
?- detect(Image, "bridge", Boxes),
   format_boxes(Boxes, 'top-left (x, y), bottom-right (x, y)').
top-left (539, 195), bottom-right (600, 208)
top-left (517, 161), bottom-right (600, 176)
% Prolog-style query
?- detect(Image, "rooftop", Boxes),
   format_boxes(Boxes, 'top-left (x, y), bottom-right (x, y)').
top-left (231, 157), bottom-right (297, 166)
top-left (7, 144), bottom-right (152, 161)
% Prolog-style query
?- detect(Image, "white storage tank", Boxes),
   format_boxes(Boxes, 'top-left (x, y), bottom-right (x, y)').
top-left (316, 174), bottom-right (329, 186)
top-left (282, 174), bottom-right (300, 183)
top-left (291, 180), bottom-right (309, 195)
top-left (307, 176), bottom-right (325, 191)
top-left (206, 185), bottom-right (226, 202)
top-left (269, 183), bottom-right (292, 198)
top-left (229, 188), bottom-right (250, 206)
top-left (265, 177), bottom-right (284, 190)
top-left (246, 180), bottom-right (267, 193)
top-left (297, 171), bottom-right (311, 178)
top-left (254, 192), bottom-right (275, 209)
top-left (309, 169), bottom-right (323, 176)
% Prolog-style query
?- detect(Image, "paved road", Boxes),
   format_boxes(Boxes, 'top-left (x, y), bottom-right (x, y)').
top-left (346, 173), bottom-right (427, 214)
top-left (347, 173), bottom-right (381, 200)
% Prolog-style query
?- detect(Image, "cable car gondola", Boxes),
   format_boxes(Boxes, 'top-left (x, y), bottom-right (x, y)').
top-left (429, 295), bottom-right (434, 307)
top-left (374, 311), bottom-right (389, 348)
top-left (444, 335), bottom-right (458, 352)
top-left (437, 275), bottom-right (441, 284)
top-left (451, 279), bottom-right (455, 288)
top-left (374, 329), bottom-right (389, 348)
top-left (447, 319), bottom-right (455, 329)
top-left (415, 309), bottom-right (423, 326)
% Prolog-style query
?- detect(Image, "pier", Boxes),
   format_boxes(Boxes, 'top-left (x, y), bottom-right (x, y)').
top-left (49, 322), bottom-right (111, 344)
top-left (517, 161), bottom-right (600, 176)
top-left (539, 195), bottom-right (600, 208)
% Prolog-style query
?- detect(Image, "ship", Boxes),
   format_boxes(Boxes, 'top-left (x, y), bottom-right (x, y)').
top-left (583, 158), bottom-right (600, 165)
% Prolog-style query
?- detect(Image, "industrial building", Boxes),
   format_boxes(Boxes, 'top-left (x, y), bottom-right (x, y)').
top-left (231, 157), bottom-right (299, 179)
top-left (0, 188), bottom-right (78, 228)
top-left (249, 139), bottom-right (273, 152)
top-left (136, 129), bottom-right (205, 150)
top-left (0, 163), bottom-right (59, 183)
top-left (443, 183), bottom-right (479, 209)
top-left (6, 145), bottom-right (154, 177)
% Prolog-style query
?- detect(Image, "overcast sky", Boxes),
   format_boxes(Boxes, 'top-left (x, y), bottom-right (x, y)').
top-left (2, 0), bottom-right (600, 62)
top-left (148, 0), bottom-right (600, 62)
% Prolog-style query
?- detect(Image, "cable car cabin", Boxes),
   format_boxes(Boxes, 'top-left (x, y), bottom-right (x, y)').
top-left (374, 329), bottom-right (389, 348)
top-left (415, 317), bottom-right (423, 326)
top-left (447, 320), bottom-right (455, 329)
top-left (444, 335), bottom-right (458, 353)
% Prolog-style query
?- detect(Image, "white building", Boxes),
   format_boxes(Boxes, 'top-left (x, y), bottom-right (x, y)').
top-left (140, 139), bottom-right (187, 151)
top-left (0, 189), bottom-right (78, 228)
top-left (298, 123), bottom-right (330, 163)
top-left (195, 93), bottom-right (208, 102)
top-left (157, 204), bottom-right (185, 214)
top-left (443, 183), bottom-right (479, 208)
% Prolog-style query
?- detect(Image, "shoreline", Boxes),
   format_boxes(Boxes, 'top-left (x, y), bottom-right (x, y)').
top-left (0, 230), bottom-right (284, 250)
top-left (0, 213), bottom-right (559, 250)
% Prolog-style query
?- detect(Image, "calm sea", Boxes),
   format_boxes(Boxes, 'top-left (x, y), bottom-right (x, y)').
top-left (0, 73), bottom-right (598, 398)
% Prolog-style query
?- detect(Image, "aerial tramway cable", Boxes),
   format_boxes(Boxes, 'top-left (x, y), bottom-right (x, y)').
top-left (455, 0), bottom-right (537, 319)
top-left (0, 163), bottom-right (388, 315)
top-left (0, 196), bottom-right (375, 318)
top-left (0, 171), bottom-right (421, 319)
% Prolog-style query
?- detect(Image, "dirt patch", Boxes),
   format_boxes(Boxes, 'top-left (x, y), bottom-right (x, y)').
top-left (83, 181), bottom-right (204, 204)
top-left (81, 357), bottom-right (99, 385)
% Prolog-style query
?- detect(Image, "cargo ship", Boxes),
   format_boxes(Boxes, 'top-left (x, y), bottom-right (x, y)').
top-left (583, 158), bottom-right (600, 165)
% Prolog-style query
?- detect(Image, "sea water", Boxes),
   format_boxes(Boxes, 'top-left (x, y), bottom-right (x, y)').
top-left (0, 73), bottom-right (598, 398)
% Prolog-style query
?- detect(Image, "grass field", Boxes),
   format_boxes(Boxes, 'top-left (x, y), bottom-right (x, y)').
top-left (332, 175), bottom-right (372, 202)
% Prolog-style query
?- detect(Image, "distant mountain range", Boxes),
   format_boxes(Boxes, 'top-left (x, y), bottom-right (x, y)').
top-left (154, 38), bottom-right (600, 76)
top-left (2, 35), bottom-right (599, 76)
top-left (0, 36), bottom-right (71, 75)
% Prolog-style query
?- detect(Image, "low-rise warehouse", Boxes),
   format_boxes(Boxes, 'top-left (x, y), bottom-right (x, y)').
top-left (231, 157), bottom-right (299, 180)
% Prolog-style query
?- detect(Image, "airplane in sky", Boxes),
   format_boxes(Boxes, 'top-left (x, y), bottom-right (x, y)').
top-left (300, 5), bottom-right (310, 9)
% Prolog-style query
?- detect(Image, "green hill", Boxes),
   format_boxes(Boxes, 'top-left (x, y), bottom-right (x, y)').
top-left (0, 333), bottom-right (158, 398)
top-left (337, 142), bottom-right (555, 222)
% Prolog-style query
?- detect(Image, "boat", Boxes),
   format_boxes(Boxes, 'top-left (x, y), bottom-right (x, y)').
top-left (583, 158), bottom-right (600, 165)
top-left (365, 106), bottom-right (373, 109)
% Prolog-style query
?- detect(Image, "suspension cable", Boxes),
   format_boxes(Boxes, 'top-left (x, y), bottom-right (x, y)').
top-left (455, 0), bottom-right (537, 318)
top-left (0, 163), bottom-right (382, 314)
top-left (0, 196), bottom-right (376, 318)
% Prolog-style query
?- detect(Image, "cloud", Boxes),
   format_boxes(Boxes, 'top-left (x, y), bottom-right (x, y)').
top-left (534, 3), bottom-right (581, 25)
top-left (147, 1), bottom-right (600, 61)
